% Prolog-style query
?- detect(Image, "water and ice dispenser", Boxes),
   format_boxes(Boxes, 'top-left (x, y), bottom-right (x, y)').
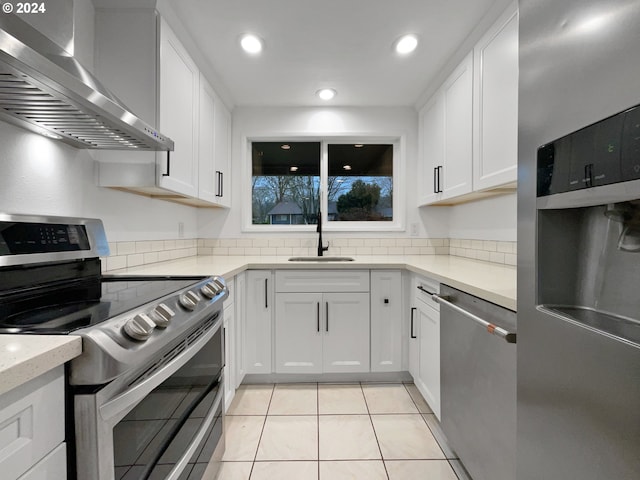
top-left (536, 104), bottom-right (640, 345)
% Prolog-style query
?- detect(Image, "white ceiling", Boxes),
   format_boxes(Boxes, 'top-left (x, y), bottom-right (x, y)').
top-left (167, 0), bottom-right (510, 108)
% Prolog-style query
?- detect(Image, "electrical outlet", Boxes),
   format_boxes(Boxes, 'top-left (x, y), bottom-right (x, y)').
top-left (178, 222), bottom-right (184, 238)
top-left (410, 223), bottom-right (419, 236)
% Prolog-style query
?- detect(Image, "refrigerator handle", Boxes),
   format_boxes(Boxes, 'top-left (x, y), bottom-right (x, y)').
top-left (433, 295), bottom-right (517, 344)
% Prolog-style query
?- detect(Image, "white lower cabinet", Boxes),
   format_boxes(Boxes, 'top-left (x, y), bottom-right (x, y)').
top-left (275, 292), bottom-right (370, 374)
top-left (410, 275), bottom-right (441, 419)
top-left (274, 270), bottom-right (370, 375)
top-left (0, 367), bottom-right (66, 480)
top-left (244, 270), bottom-right (274, 374)
top-left (223, 278), bottom-right (236, 410)
top-left (370, 270), bottom-right (403, 372)
top-left (234, 272), bottom-right (246, 388)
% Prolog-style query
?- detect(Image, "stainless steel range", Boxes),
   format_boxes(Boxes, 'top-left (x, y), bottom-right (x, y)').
top-left (0, 214), bottom-right (227, 480)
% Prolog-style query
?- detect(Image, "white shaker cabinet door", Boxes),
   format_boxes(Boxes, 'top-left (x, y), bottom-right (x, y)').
top-left (157, 17), bottom-right (199, 198)
top-left (418, 94), bottom-right (445, 205)
top-left (370, 270), bottom-right (403, 372)
top-left (473, 3), bottom-right (519, 190)
top-left (441, 52), bottom-right (474, 200)
top-left (322, 292), bottom-right (370, 373)
top-left (416, 297), bottom-right (441, 420)
top-left (244, 271), bottom-right (274, 374)
top-left (275, 293), bottom-right (323, 374)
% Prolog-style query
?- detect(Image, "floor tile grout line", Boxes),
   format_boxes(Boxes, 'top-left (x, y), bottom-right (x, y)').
top-left (403, 383), bottom-right (451, 461)
top-left (248, 383), bottom-right (276, 479)
top-left (360, 382), bottom-right (391, 480)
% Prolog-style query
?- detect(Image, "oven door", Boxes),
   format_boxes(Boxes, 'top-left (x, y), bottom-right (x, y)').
top-left (74, 315), bottom-right (224, 480)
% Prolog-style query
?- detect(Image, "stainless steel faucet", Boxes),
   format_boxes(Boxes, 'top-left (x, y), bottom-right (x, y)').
top-left (317, 210), bottom-right (329, 256)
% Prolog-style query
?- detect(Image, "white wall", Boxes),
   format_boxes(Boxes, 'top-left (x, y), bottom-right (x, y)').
top-left (197, 106), bottom-right (451, 239)
top-left (448, 193), bottom-right (517, 241)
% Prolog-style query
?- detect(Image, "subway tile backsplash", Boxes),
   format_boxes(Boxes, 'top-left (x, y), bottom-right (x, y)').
top-left (102, 239), bottom-right (198, 272)
top-left (195, 237), bottom-right (450, 258)
top-left (102, 237), bottom-right (516, 271)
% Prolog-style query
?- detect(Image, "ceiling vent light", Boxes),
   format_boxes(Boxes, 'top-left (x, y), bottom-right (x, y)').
top-left (395, 34), bottom-right (418, 54)
top-left (240, 34), bottom-right (263, 54)
top-left (317, 88), bottom-right (337, 101)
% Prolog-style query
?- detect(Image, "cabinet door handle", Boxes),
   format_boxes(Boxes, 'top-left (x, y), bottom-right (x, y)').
top-left (264, 278), bottom-right (268, 309)
top-left (436, 166), bottom-right (443, 193)
top-left (215, 171), bottom-right (222, 197)
top-left (317, 302), bottom-right (320, 332)
top-left (410, 307), bottom-right (417, 339)
top-left (220, 172), bottom-right (224, 197)
top-left (162, 151), bottom-right (171, 177)
top-left (433, 166), bottom-right (438, 194)
top-left (325, 301), bottom-right (329, 332)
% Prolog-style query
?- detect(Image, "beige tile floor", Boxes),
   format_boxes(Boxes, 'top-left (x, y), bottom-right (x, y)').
top-left (212, 382), bottom-right (462, 480)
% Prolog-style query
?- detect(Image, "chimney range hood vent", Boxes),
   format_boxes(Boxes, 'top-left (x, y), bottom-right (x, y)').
top-left (0, 14), bottom-right (173, 151)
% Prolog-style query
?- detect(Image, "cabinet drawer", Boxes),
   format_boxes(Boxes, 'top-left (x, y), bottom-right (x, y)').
top-left (0, 367), bottom-right (64, 480)
top-left (275, 270), bottom-right (370, 292)
top-left (413, 275), bottom-right (440, 311)
top-left (18, 443), bottom-right (66, 480)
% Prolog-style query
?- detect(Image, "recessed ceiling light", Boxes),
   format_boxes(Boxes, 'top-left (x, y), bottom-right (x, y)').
top-left (240, 34), bottom-right (263, 54)
top-left (343, 164), bottom-right (352, 170)
top-left (395, 34), bottom-right (418, 54)
top-left (317, 88), bottom-right (337, 101)
top-left (354, 144), bottom-right (364, 148)
top-left (290, 166), bottom-right (299, 172)
top-left (281, 144), bottom-right (291, 150)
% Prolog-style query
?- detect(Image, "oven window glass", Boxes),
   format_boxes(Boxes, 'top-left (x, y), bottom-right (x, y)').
top-left (113, 327), bottom-right (223, 480)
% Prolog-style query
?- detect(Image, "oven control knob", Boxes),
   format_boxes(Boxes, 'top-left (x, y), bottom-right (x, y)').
top-left (179, 290), bottom-right (200, 310)
top-left (200, 282), bottom-right (219, 299)
top-left (152, 303), bottom-right (175, 328)
top-left (123, 313), bottom-right (156, 341)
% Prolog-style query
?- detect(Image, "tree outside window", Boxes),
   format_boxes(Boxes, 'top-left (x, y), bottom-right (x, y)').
top-left (251, 141), bottom-right (393, 225)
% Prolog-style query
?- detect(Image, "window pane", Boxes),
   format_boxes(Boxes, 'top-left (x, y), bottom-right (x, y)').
top-left (251, 142), bottom-right (321, 225)
top-left (327, 144), bottom-right (393, 222)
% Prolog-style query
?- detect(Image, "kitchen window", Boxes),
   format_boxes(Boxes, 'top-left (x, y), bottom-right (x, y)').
top-left (249, 139), bottom-right (399, 231)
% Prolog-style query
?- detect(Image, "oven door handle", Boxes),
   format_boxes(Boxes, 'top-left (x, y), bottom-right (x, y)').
top-left (99, 317), bottom-right (222, 425)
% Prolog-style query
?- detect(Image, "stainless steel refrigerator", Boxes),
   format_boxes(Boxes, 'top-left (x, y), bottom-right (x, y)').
top-left (518, 0), bottom-right (640, 479)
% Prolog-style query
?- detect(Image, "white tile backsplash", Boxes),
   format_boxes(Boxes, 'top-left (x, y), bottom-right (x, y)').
top-left (102, 236), bottom-right (516, 272)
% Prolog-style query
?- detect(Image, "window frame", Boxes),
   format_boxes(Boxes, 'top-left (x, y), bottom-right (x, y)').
top-left (242, 135), bottom-right (405, 233)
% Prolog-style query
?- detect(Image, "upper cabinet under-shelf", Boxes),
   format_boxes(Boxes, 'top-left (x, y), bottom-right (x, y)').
top-left (418, 2), bottom-right (519, 206)
top-left (94, 8), bottom-right (231, 208)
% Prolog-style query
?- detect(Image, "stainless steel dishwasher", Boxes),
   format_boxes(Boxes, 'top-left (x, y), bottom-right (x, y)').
top-left (434, 284), bottom-right (517, 480)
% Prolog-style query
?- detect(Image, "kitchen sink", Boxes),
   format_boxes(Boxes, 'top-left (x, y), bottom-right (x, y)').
top-left (288, 256), bottom-right (355, 262)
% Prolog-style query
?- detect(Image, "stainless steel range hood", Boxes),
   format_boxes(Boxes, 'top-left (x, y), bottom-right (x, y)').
top-left (0, 14), bottom-right (174, 150)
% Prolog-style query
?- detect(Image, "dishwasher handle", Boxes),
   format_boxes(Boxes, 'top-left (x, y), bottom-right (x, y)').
top-left (433, 294), bottom-right (517, 344)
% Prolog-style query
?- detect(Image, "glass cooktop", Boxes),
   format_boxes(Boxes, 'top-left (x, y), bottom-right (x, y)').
top-left (0, 276), bottom-right (204, 334)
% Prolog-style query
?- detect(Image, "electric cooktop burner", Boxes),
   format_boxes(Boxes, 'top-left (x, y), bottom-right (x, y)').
top-left (0, 276), bottom-right (206, 334)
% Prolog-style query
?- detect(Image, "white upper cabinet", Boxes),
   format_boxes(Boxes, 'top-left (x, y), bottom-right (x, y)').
top-left (473, 3), bottom-right (519, 191)
top-left (418, 53), bottom-right (473, 204)
top-left (157, 17), bottom-right (199, 198)
top-left (95, 8), bottom-right (231, 208)
top-left (442, 53), bottom-right (474, 199)
top-left (198, 75), bottom-right (231, 207)
top-left (213, 95), bottom-right (232, 207)
top-left (418, 93), bottom-right (445, 205)
top-left (418, 2), bottom-right (518, 206)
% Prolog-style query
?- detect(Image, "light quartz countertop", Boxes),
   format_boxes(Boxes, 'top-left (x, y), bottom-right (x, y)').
top-left (0, 254), bottom-right (516, 395)
top-left (0, 335), bottom-right (81, 396)
top-left (109, 254), bottom-right (517, 311)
